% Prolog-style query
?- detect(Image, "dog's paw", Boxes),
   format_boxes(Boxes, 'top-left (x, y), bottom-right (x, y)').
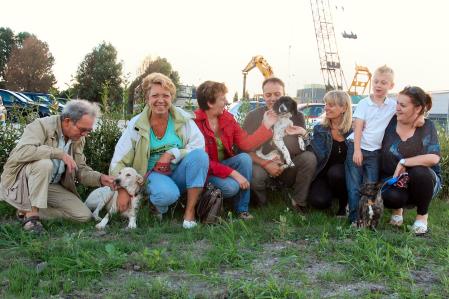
top-left (92, 214), bottom-right (102, 222)
top-left (95, 223), bottom-right (106, 230)
top-left (127, 223), bottom-right (137, 229)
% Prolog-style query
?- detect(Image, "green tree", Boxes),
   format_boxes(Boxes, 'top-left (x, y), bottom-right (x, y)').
top-left (4, 36), bottom-right (56, 92)
top-left (74, 42), bottom-right (123, 104)
top-left (233, 91), bottom-right (239, 102)
top-left (0, 27), bottom-right (15, 84)
top-left (127, 56), bottom-right (180, 114)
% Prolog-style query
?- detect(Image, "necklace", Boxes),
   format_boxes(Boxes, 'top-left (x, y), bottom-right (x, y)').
top-left (151, 120), bottom-right (168, 139)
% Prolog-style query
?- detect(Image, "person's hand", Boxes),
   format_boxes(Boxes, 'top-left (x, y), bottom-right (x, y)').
top-left (158, 152), bottom-right (174, 164)
top-left (285, 125), bottom-right (307, 136)
top-left (353, 149), bottom-right (363, 167)
top-left (100, 174), bottom-right (116, 189)
top-left (117, 189), bottom-right (131, 212)
top-left (62, 153), bottom-right (77, 173)
top-left (393, 162), bottom-right (406, 178)
top-left (230, 170), bottom-right (250, 189)
top-left (262, 110), bottom-right (278, 129)
top-left (264, 161), bottom-right (284, 177)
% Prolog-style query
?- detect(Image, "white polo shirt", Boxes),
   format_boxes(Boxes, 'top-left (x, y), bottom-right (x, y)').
top-left (347, 96), bottom-right (396, 151)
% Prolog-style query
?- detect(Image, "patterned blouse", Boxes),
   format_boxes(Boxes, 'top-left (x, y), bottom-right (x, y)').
top-left (381, 116), bottom-right (441, 180)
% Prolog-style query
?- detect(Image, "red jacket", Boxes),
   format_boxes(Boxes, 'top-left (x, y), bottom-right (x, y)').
top-left (194, 109), bottom-right (273, 178)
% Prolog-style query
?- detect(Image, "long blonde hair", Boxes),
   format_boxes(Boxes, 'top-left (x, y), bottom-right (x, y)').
top-left (321, 90), bottom-right (352, 134)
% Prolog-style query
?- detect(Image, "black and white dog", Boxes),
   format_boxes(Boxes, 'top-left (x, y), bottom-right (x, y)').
top-left (256, 96), bottom-right (305, 169)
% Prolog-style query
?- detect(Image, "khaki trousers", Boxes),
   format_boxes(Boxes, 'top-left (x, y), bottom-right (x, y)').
top-left (25, 159), bottom-right (91, 222)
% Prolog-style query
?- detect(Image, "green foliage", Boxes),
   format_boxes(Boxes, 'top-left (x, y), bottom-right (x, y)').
top-left (437, 127), bottom-right (449, 199)
top-left (83, 116), bottom-right (122, 175)
top-left (336, 231), bottom-right (416, 281)
top-left (233, 91), bottom-right (239, 102)
top-left (74, 42), bottom-right (123, 103)
top-left (0, 27), bottom-right (15, 80)
top-left (235, 99), bottom-right (250, 125)
top-left (0, 110), bottom-right (32, 173)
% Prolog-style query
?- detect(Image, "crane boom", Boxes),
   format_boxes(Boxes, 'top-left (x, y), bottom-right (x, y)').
top-left (242, 55), bottom-right (274, 99)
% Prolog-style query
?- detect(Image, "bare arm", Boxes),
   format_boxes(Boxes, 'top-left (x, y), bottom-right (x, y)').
top-left (402, 154), bottom-right (440, 168)
top-left (393, 154), bottom-right (440, 177)
top-left (352, 119), bottom-right (364, 166)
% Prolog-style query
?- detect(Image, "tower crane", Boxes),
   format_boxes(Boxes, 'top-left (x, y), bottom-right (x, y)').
top-left (309, 0), bottom-right (347, 91)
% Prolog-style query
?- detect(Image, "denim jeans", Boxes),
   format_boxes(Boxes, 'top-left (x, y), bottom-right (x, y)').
top-left (345, 141), bottom-right (380, 222)
top-left (146, 149), bottom-right (209, 214)
top-left (208, 153), bottom-right (252, 213)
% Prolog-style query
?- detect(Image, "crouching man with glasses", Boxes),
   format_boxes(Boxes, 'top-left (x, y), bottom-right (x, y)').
top-left (0, 100), bottom-right (115, 233)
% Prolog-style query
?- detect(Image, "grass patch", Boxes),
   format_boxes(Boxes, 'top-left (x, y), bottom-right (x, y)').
top-left (1, 195), bottom-right (448, 298)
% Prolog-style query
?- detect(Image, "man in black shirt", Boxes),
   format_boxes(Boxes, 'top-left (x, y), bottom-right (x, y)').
top-left (242, 77), bottom-right (316, 213)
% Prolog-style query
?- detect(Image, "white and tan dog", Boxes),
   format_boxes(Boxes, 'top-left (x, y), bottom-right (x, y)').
top-left (85, 167), bottom-right (144, 230)
top-left (257, 96), bottom-right (305, 169)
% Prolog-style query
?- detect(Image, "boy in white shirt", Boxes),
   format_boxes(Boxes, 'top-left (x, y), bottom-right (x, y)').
top-left (346, 65), bottom-right (395, 224)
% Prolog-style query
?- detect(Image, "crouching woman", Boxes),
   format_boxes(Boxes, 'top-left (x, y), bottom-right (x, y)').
top-left (381, 86), bottom-right (441, 235)
top-left (308, 90), bottom-right (353, 216)
top-left (110, 73), bottom-right (209, 229)
top-left (194, 81), bottom-right (277, 220)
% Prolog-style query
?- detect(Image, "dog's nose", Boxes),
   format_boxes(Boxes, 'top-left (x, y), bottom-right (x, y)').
top-left (279, 104), bottom-right (288, 113)
top-left (114, 178), bottom-right (121, 184)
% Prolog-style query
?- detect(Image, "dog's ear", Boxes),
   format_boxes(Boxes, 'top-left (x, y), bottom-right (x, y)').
top-left (291, 100), bottom-right (298, 115)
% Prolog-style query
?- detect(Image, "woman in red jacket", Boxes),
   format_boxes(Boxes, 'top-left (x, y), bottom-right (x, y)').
top-left (194, 81), bottom-right (277, 219)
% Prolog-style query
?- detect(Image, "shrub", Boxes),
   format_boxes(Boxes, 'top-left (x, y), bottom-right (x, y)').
top-left (437, 127), bottom-right (449, 199)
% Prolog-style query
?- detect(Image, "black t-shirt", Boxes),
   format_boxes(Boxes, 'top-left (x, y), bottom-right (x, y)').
top-left (242, 106), bottom-right (306, 157)
top-left (381, 116), bottom-right (441, 179)
top-left (319, 139), bottom-right (347, 177)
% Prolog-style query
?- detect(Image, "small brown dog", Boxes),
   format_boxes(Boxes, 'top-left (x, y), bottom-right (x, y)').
top-left (357, 183), bottom-right (384, 230)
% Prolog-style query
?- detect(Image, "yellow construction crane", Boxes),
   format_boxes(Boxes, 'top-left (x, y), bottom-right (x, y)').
top-left (242, 55), bottom-right (274, 99)
top-left (347, 65), bottom-right (372, 96)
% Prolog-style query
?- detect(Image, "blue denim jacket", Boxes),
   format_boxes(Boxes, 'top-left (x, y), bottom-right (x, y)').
top-left (310, 124), bottom-right (352, 179)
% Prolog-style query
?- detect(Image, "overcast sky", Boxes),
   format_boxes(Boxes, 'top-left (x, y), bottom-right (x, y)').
top-left (2, 0), bottom-right (449, 98)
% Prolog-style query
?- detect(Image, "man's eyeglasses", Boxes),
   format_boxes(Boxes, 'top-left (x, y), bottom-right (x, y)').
top-left (73, 122), bottom-right (93, 134)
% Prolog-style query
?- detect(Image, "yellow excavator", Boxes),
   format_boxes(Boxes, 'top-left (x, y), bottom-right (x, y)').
top-left (347, 65), bottom-right (372, 96)
top-left (242, 55), bottom-right (274, 99)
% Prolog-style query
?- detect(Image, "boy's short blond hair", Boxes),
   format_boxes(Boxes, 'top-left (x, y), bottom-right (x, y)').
top-left (374, 65), bottom-right (394, 81)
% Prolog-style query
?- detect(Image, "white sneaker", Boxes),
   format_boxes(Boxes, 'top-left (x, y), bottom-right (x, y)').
top-left (182, 220), bottom-right (197, 229)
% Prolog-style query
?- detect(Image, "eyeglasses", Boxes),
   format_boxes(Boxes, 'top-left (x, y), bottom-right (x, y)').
top-left (73, 122), bottom-right (93, 134)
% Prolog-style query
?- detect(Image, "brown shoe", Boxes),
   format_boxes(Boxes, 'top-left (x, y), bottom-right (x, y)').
top-left (238, 212), bottom-right (254, 221)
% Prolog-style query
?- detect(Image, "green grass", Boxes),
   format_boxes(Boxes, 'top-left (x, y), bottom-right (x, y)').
top-left (1, 196), bottom-right (449, 298)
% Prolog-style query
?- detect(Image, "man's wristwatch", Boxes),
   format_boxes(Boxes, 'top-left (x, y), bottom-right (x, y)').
top-left (399, 158), bottom-right (406, 166)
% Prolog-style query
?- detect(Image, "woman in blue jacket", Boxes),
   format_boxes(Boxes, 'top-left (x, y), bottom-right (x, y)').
top-left (308, 91), bottom-right (353, 216)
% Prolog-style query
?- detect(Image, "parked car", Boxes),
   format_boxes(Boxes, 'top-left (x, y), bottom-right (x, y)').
top-left (21, 91), bottom-right (61, 113)
top-left (298, 103), bottom-right (325, 128)
top-left (0, 89), bottom-right (51, 119)
top-left (228, 100), bottom-right (266, 118)
top-left (313, 104), bottom-right (358, 127)
top-left (0, 95), bottom-right (6, 124)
